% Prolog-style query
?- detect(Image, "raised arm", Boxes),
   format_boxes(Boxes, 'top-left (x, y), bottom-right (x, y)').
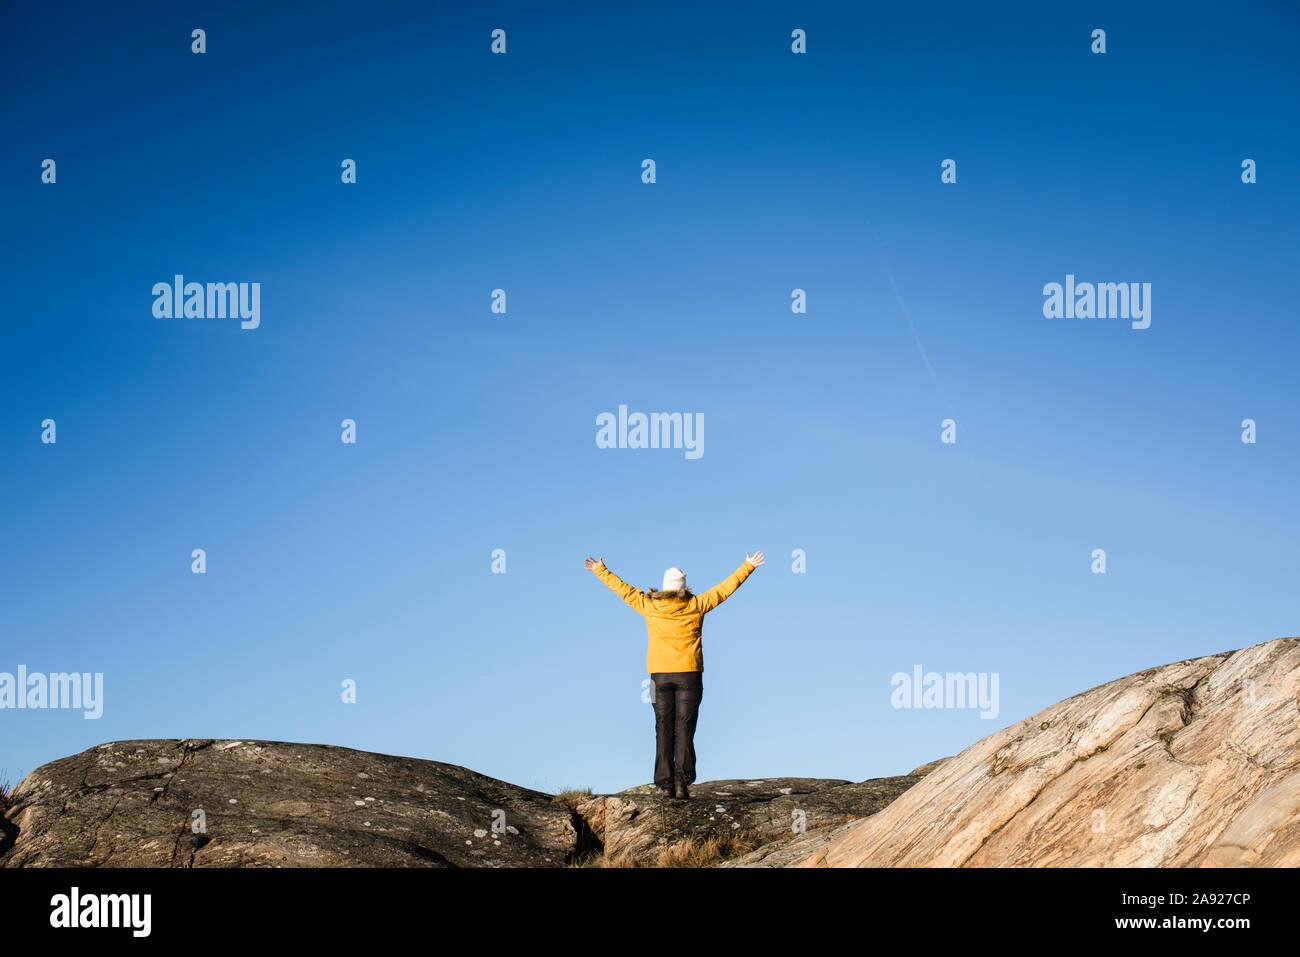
top-left (584, 557), bottom-right (646, 613)
top-left (696, 551), bottom-right (765, 613)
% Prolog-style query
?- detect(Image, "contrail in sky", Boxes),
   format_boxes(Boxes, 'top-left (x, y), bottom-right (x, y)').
top-left (869, 222), bottom-right (955, 416)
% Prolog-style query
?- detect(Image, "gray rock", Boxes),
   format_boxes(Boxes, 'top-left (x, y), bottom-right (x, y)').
top-left (575, 773), bottom-right (935, 866)
top-left (1, 739), bottom-right (578, 867)
top-left (720, 818), bottom-right (863, 868)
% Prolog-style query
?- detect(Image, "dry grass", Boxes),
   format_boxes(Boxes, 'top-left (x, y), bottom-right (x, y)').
top-left (571, 830), bottom-right (769, 868)
top-left (649, 832), bottom-right (765, 867)
top-left (0, 772), bottom-right (11, 815)
top-left (554, 787), bottom-right (593, 812)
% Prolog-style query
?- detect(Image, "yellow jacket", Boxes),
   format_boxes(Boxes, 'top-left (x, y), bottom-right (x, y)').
top-left (593, 560), bottom-right (754, 673)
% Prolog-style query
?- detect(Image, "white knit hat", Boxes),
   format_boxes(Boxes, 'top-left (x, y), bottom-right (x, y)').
top-left (661, 567), bottom-right (687, 591)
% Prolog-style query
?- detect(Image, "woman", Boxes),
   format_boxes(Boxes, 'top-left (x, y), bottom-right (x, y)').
top-left (584, 551), bottom-right (765, 799)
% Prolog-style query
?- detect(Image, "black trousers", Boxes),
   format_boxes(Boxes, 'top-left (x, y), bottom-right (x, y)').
top-left (650, 671), bottom-right (703, 789)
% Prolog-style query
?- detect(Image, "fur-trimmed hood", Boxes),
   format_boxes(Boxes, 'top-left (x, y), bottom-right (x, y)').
top-left (643, 588), bottom-right (693, 600)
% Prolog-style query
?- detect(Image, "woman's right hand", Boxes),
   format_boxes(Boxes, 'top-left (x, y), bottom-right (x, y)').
top-left (584, 556), bottom-right (604, 571)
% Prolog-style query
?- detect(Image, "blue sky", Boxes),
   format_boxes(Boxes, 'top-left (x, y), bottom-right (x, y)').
top-left (1, 1), bottom-right (1297, 794)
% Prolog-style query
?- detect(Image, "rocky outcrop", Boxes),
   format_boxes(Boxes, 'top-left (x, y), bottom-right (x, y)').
top-left (0, 738), bottom-right (934, 868)
top-left (719, 759), bottom-right (947, 867)
top-left (9, 637), bottom-right (1292, 869)
top-left (797, 636), bottom-right (1300, 867)
top-left (575, 770), bottom-right (937, 866)
top-left (1, 739), bottom-right (579, 867)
